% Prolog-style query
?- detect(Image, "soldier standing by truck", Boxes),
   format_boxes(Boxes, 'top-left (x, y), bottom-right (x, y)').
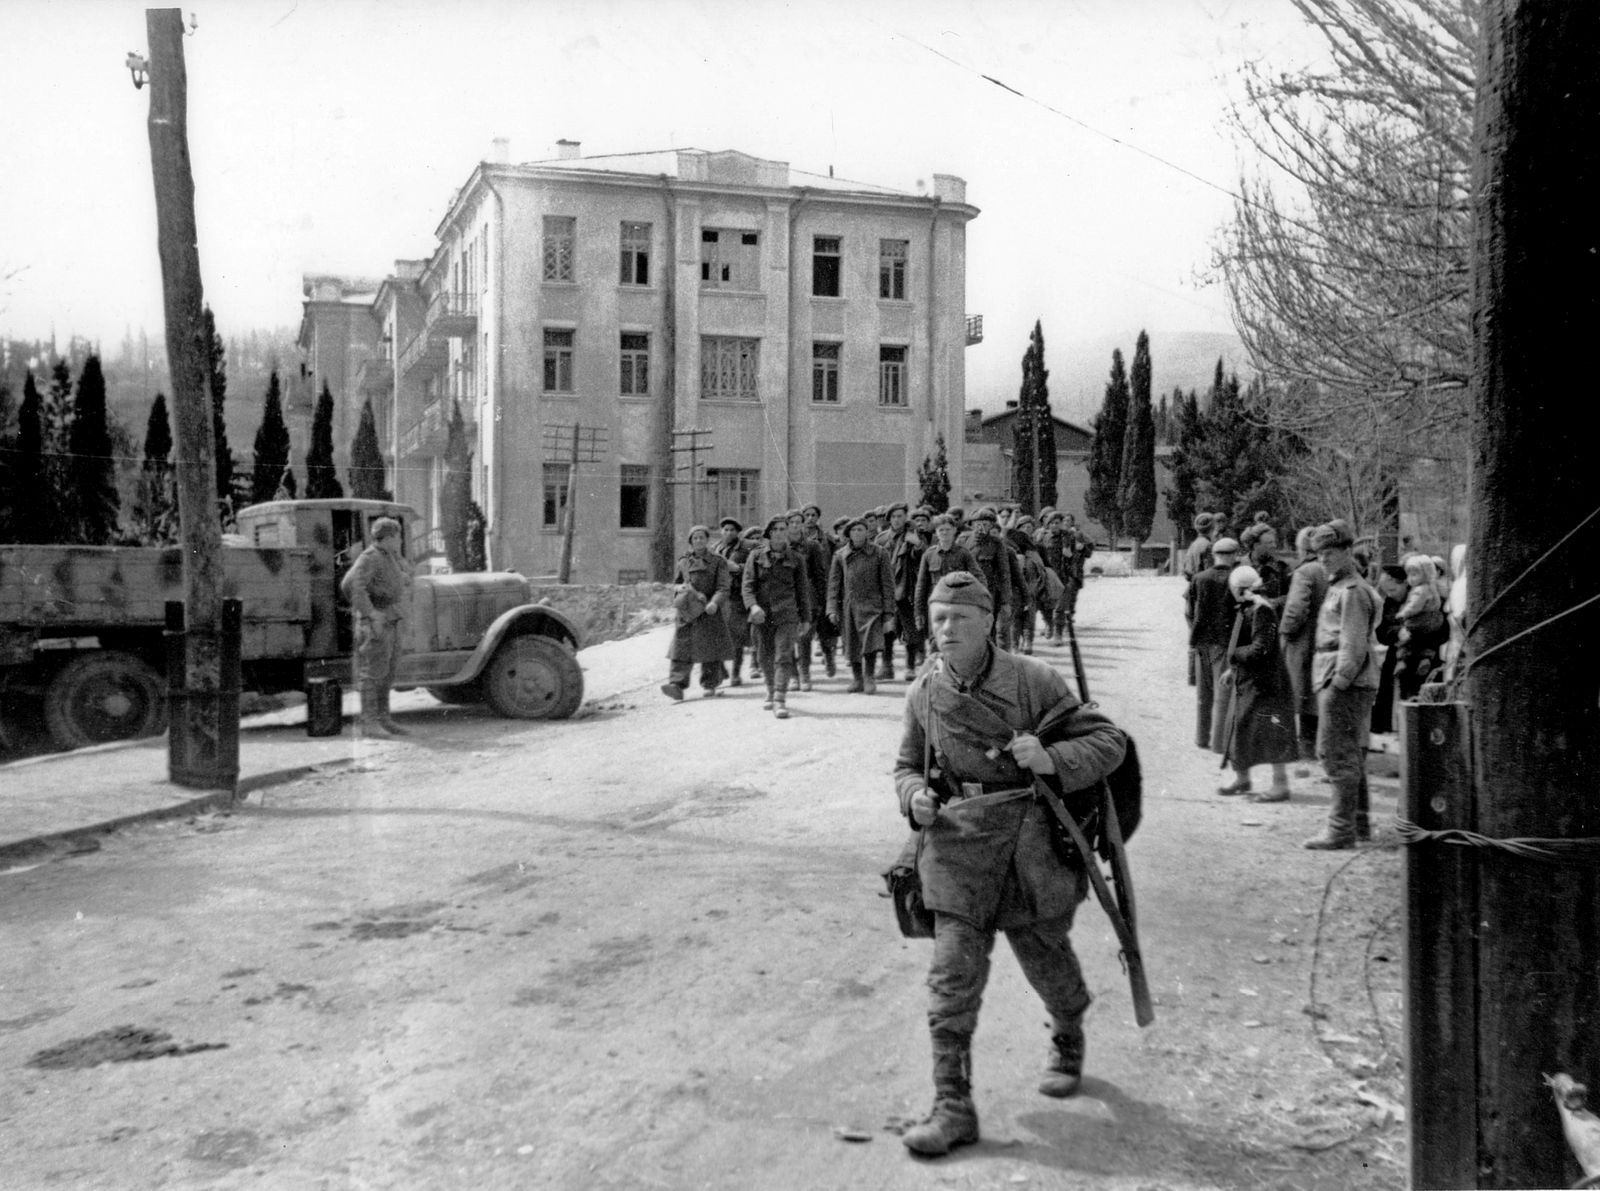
top-left (342, 516), bottom-right (413, 738)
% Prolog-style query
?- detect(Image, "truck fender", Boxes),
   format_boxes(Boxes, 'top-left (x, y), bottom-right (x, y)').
top-left (452, 603), bottom-right (584, 685)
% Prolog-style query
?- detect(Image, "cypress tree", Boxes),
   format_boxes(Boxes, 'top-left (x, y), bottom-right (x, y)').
top-left (14, 372), bottom-right (49, 543)
top-left (442, 398), bottom-right (476, 571)
top-left (67, 355), bottom-right (120, 543)
top-left (203, 305), bottom-right (236, 520)
top-left (305, 382), bottom-right (342, 499)
top-left (0, 378), bottom-right (14, 541)
top-left (1084, 348), bottom-right (1129, 547)
top-left (348, 397), bottom-right (389, 500)
top-left (1009, 320), bottom-right (1059, 515)
top-left (917, 432), bottom-right (952, 514)
top-left (1164, 387), bottom-right (1204, 537)
top-left (250, 370), bottom-right (292, 505)
top-left (135, 393), bottom-right (177, 543)
top-left (1011, 344), bottom-right (1035, 513)
top-left (1118, 331), bottom-right (1158, 547)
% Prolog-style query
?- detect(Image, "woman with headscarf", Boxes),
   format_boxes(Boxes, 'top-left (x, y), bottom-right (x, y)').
top-left (662, 524), bottom-right (734, 700)
top-left (1276, 525), bottom-right (1329, 759)
top-left (1217, 565), bottom-right (1298, 801)
top-left (1395, 554), bottom-right (1448, 700)
top-left (1241, 513), bottom-right (1291, 606)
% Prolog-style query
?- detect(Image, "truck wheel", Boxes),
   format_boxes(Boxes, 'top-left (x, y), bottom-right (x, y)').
top-left (43, 652), bottom-right (168, 750)
top-left (428, 680), bottom-right (484, 706)
top-left (482, 635), bottom-right (583, 720)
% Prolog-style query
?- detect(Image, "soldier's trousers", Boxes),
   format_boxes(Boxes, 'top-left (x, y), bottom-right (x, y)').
top-left (927, 911), bottom-right (1091, 1042)
top-left (1317, 684), bottom-right (1377, 837)
top-left (1193, 643), bottom-right (1226, 748)
top-left (355, 618), bottom-right (400, 700)
top-left (754, 621), bottom-right (799, 694)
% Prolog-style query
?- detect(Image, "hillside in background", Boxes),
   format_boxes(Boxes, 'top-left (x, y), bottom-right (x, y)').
top-left (970, 330), bottom-right (1252, 427)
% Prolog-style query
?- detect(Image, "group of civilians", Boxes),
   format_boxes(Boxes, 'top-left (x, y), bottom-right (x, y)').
top-left (1183, 510), bottom-right (1466, 850)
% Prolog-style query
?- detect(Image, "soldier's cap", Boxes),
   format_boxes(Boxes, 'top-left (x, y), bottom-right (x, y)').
top-left (1039, 505), bottom-right (1056, 520)
top-left (931, 513), bottom-right (955, 529)
top-left (802, 503), bottom-right (822, 517)
top-left (719, 516), bottom-right (743, 532)
top-left (913, 505), bottom-right (933, 519)
top-left (886, 501), bottom-right (909, 516)
top-left (1044, 510), bottom-right (1064, 525)
top-left (1193, 513), bottom-right (1214, 532)
top-left (740, 525), bottom-right (764, 542)
top-left (969, 506), bottom-right (998, 525)
top-left (845, 516), bottom-right (869, 535)
top-left (947, 505), bottom-right (966, 520)
top-left (831, 515), bottom-right (852, 532)
top-left (1310, 519), bottom-right (1356, 550)
top-left (687, 523), bottom-right (712, 543)
top-left (785, 508), bottom-right (805, 522)
top-left (1015, 514), bottom-right (1035, 528)
top-left (928, 571), bottom-right (994, 613)
top-left (370, 516), bottom-right (403, 540)
top-left (1211, 536), bottom-right (1241, 557)
top-left (764, 515), bottom-right (790, 538)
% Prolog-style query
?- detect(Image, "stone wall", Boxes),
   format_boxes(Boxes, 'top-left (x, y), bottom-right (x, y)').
top-left (525, 583), bottom-right (677, 648)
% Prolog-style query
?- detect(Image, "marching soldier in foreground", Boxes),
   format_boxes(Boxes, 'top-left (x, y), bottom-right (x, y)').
top-left (342, 516), bottom-right (413, 738)
top-left (742, 515), bottom-right (814, 719)
top-left (892, 571), bottom-right (1127, 1157)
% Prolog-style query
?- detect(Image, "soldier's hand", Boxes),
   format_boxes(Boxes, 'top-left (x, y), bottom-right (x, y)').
top-left (1008, 733), bottom-right (1055, 775)
top-left (910, 787), bottom-right (940, 826)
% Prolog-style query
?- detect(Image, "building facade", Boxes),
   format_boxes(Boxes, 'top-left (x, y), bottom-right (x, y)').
top-left (301, 142), bottom-right (979, 582)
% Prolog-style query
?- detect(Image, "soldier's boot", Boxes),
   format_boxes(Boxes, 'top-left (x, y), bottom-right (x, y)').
top-left (822, 642), bottom-right (837, 678)
top-left (847, 660), bottom-right (865, 694)
top-left (863, 653), bottom-right (879, 695)
top-left (798, 659), bottom-right (813, 692)
top-left (762, 684), bottom-right (776, 712)
top-left (773, 688), bottom-right (790, 719)
top-left (878, 637), bottom-right (896, 681)
top-left (377, 687), bottom-right (409, 736)
top-left (903, 1038), bottom-right (979, 1157)
top-left (729, 647), bottom-right (744, 687)
top-left (1304, 778), bottom-right (1359, 849)
top-left (1039, 1017), bottom-right (1086, 1098)
top-left (358, 685), bottom-right (396, 738)
top-left (1354, 774), bottom-right (1372, 840)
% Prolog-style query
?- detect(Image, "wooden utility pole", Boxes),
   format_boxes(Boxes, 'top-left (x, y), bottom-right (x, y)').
top-left (145, 7), bottom-right (234, 790)
top-left (669, 428), bottom-right (714, 528)
top-left (1464, 3), bottom-right (1600, 1186)
top-left (541, 424), bottom-right (607, 584)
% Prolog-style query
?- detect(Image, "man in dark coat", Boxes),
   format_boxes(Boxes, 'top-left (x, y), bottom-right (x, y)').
top-left (1278, 526), bottom-right (1330, 757)
top-left (786, 511), bottom-right (830, 690)
top-left (1181, 513), bottom-right (1215, 582)
top-left (876, 501), bottom-right (927, 680)
top-left (962, 508), bottom-right (1014, 644)
top-left (826, 518), bottom-right (895, 693)
top-left (742, 516), bottom-right (813, 719)
top-left (802, 504), bottom-right (840, 678)
top-left (893, 571), bottom-right (1127, 1157)
top-left (663, 525), bottom-right (734, 700)
top-left (711, 517), bottom-right (753, 686)
top-left (1185, 536), bottom-right (1240, 748)
top-left (914, 514), bottom-right (977, 648)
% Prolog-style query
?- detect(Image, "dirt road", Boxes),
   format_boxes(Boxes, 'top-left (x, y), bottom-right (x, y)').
top-left (0, 576), bottom-right (1404, 1189)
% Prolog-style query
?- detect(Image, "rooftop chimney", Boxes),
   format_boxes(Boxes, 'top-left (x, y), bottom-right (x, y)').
top-left (1005, 399), bottom-right (1019, 410)
top-left (490, 137), bottom-right (510, 164)
top-left (556, 138), bottom-right (581, 160)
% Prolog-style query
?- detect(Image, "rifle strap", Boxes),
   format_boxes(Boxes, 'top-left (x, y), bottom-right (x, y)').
top-left (1031, 774), bottom-right (1155, 1027)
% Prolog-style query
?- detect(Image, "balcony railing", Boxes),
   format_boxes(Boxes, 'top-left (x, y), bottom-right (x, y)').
top-left (428, 290), bottom-right (479, 339)
top-left (355, 352), bottom-right (394, 395)
top-left (398, 326), bottom-right (446, 378)
top-left (399, 396), bottom-right (476, 458)
top-left (965, 314), bottom-right (984, 346)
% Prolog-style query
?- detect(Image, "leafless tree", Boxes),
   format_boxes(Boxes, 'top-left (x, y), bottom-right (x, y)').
top-left (1216, 0), bottom-right (1477, 465)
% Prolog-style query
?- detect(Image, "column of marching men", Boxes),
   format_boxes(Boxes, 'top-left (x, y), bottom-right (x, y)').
top-left (660, 501), bottom-right (1098, 718)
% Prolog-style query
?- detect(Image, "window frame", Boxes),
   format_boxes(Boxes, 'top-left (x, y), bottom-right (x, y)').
top-left (542, 216), bottom-right (576, 283)
top-left (707, 467), bottom-right (760, 527)
top-left (619, 221), bottom-right (652, 287)
top-left (811, 340), bottom-right (841, 404)
top-left (700, 335), bottom-right (761, 401)
top-left (619, 331), bottom-right (650, 397)
top-left (879, 238), bottom-right (908, 300)
top-left (700, 228), bottom-right (761, 291)
top-left (543, 327), bottom-right (576, 394)
top-left (879, 344), bottom-right (908, 408)
top-left (812, 235), bottom-right (842, 298)
top-left (619, 464), bottom-right (650, 530)
top-left (541, 461), bottom-right (571, 529)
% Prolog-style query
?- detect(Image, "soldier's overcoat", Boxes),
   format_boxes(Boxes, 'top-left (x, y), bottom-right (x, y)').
top-left (667, 549), bottom-right (734, 663)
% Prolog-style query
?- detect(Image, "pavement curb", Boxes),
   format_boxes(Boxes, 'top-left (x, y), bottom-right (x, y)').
top-left (0, 758), bottom-right (356, 867)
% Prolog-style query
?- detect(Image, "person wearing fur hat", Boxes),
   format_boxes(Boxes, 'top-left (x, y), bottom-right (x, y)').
top-left (1217, 565), bottom-right (1296, 800)
top-left (891, 570), bottom-right (1128, 1157)
top-left (743, 516), bottom-right (814, 718)
top-left (713, 521), bottom-right (759, 686)
top-left (827, 517), bottom-right (895, 693)
top-left (1304, 519), bottom-right (1382, 849)
top-left (663, 525), bottom-right (734, 700)
top-left (1186, 536), bottom-right (1241, 750)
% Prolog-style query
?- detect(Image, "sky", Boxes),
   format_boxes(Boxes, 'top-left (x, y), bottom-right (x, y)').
top-left (0, 0), bottom-right (1327, 414)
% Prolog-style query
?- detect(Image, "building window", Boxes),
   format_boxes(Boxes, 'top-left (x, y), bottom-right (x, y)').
top-left (812, 341), bottom-right (840, 404)
top-left (619, 332), bottom-right (650, 396)
top-left (543, 216), bottom-right (575, 282)
top-left (707, 468), bottom-right (759, 527)
top-left (619, 464), bottom-right (650, 529)
top-left (700, 336), bottom-right (760, 400)
top-left (543, 328), bottom-right (575, 393)
top-left (813, 236), bottom-right (842, 297)
top-left (620, 221), bottom-right (651, 286)
top-left (700, 228), bottom-right (760, 291)
top-left (542, 462), bottom-right (570, 528)
top-left (879, 345), bottom-right (907, 407)
top-left (879, 239), bottom-right (908, 300)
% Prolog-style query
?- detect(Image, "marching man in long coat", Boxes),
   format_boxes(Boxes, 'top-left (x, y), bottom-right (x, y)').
top-left (826, 517), bottom-right (895, 694)
top-left (662, 524), bottom-right (733, 701)
top-left (893, 571), bottom-right (1127, 1157)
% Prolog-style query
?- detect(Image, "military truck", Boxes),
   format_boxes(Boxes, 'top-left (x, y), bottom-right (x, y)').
top-left (0, 499), bottom-right (583, 752)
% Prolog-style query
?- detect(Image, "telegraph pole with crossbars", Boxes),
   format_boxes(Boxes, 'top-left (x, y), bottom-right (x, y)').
top-left (541, 423), bottom-right (608, 583)
top-left (668, 427), bottom-right (714, 528)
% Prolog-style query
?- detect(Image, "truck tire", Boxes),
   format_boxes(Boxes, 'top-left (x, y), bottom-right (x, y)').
top-left (43, 652), bottom-right (168, 750)
top-left (482, 635), bottom-right (583, 721)
top-left (428, 680), bottom-right (484, 706)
